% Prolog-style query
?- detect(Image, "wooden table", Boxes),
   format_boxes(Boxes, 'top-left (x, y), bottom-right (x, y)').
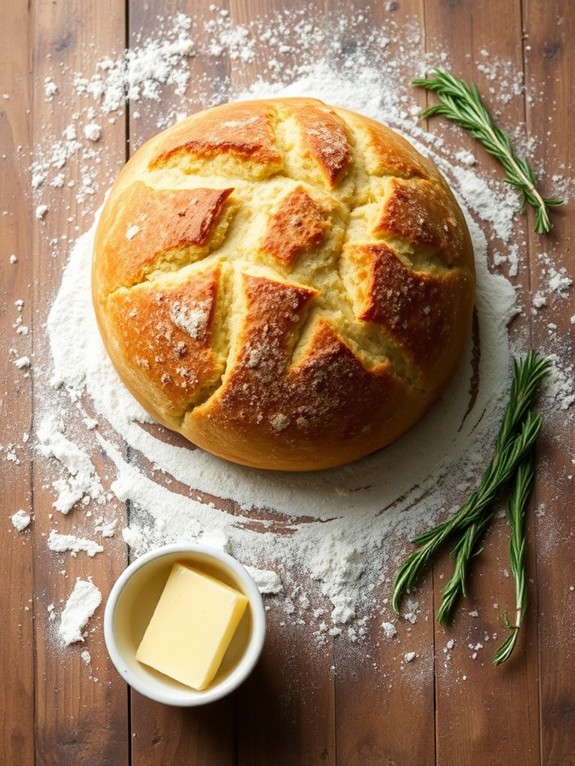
top-left (2, 1), bottom-right (574, 764)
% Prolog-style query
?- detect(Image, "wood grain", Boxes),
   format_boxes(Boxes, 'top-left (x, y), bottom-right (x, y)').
top-left (0, 1), bottom-right (35, 764)
top-left (28, 0), bottom-right (130, 764)
top-left (524, 3), bottom-right (575, 765)
top-left (1, 0), bottom-right (574, 764)
top-left (420, 3), bottom-right (544, 763)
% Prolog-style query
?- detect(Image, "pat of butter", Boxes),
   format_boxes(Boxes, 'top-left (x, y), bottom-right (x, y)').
top-left (136, 563), bottom-right (249, 691)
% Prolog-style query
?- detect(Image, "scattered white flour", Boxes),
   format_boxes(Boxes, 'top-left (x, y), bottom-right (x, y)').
top-left (21, 6), bottom-right (573, 652)
top-left (449, 166), bottom-right (520, 242)
top-left (58, 579), bottom-right (102, 645)
top-left (402, 599), bottom-right (421, 625)
top-left (476, 50), bottom-right (525, 104)
top-left (537, 252), bottom-right (573, 297)
top-left (11, 510), bottom-right (32, 532)
top-left (94, 517), bottom-right (119, 538)
top-left (382, 622), bottom-right (398, 639)
top-left (544, 355), bottom-right (575, 411)
top-left (36, 418), bottom-right (105, 513)
top-left (47, 530), bottom-right (104, 558)
top-left (72, 13), bottom-right (195, 114)
top-left (245, 567), bottom-right (284, 595)
top-left (170, 301), bottom-right (210, 340)
top-left (14, 356), bottom-right (31, 369)
top-left (83, 123), bottom-right (101, 142)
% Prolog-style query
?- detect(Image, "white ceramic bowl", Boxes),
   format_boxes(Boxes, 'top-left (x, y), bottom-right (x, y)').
top-left (104, 544), bottom-right (266, 706)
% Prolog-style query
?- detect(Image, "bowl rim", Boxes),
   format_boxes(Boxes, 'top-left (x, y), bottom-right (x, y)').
top-left (103, 543), bottom-right (266, 706)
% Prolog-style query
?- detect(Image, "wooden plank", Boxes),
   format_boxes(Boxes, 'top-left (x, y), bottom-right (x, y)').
top-left (131, 694), bottom-right (236, 765)
top-left (522, 2), bottom-right (575, 765)
top-left (28, 0), bottom-right (130, 763)
top-left (415, 1), bottom-right (545, 763)
top-left (418, 1), bottom-right (575, 763)
top-left (124, 3), bottom-right (236, 764)
top-left (0, 3), bottom-right (35, 764)
top-left (325, 2), bottom-right (436, 763)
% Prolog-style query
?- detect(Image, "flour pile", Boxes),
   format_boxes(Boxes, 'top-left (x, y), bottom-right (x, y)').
top-left (13, 5), bottom-right (573, 648)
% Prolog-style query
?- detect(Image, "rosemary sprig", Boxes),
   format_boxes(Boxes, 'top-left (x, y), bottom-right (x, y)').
top-left (492, 457), bottom-right (535, 665)
top-left (435, 514), bottom-right (494, 624)
top-left (413, 68), bottom-right (563, 234)
top-left (436, 413), bottom-right (542, 623)
top-left (392, 351), bottom-right (550, 620)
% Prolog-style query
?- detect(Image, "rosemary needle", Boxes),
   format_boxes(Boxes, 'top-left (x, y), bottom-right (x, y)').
top-left (492, 457), bottom-right (535, 666)
top-left (392, 351), bottom-right (550, 620)
top-left (413, 68), bottom-right (563, 234)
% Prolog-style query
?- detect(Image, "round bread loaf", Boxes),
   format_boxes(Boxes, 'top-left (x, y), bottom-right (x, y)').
top-left (92, 98), bottom-right (475, 471)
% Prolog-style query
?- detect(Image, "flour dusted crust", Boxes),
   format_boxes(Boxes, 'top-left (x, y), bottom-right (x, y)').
top-left (92, 98), bottom-right (475, 471)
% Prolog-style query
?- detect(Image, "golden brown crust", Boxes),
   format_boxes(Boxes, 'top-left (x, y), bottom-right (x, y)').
top-left (95, 182), bottom-right (233, 294)
top-left (261, 186), bottom-right (331, 266)
top-left (150, 101), bottom-right (284, 178)
top-left (353, 114), bottom-right (437, 180)
top-left (103, 267), bottom-right (223, 419)
top-left (346, 243), bottom-right (472, 375)
top-left (374, 177), bottom-right (465, 264)
top-left (290, 103), bottom-right (352, 186)
top-left (92, 97), bottom-right (475, 471)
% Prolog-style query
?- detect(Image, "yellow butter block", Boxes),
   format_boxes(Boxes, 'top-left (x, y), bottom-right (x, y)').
top-left (136, 562), bottom-right (249, 690)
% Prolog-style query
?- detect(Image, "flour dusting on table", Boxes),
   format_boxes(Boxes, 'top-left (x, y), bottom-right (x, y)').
top-left (59, 580), bottom-right (103, 646)
top-left (13, 6), bottom-right (573, 654)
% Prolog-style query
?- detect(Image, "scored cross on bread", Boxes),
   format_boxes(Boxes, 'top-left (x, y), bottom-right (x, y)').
top-left (92, 98), bottom-right (475, 471)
